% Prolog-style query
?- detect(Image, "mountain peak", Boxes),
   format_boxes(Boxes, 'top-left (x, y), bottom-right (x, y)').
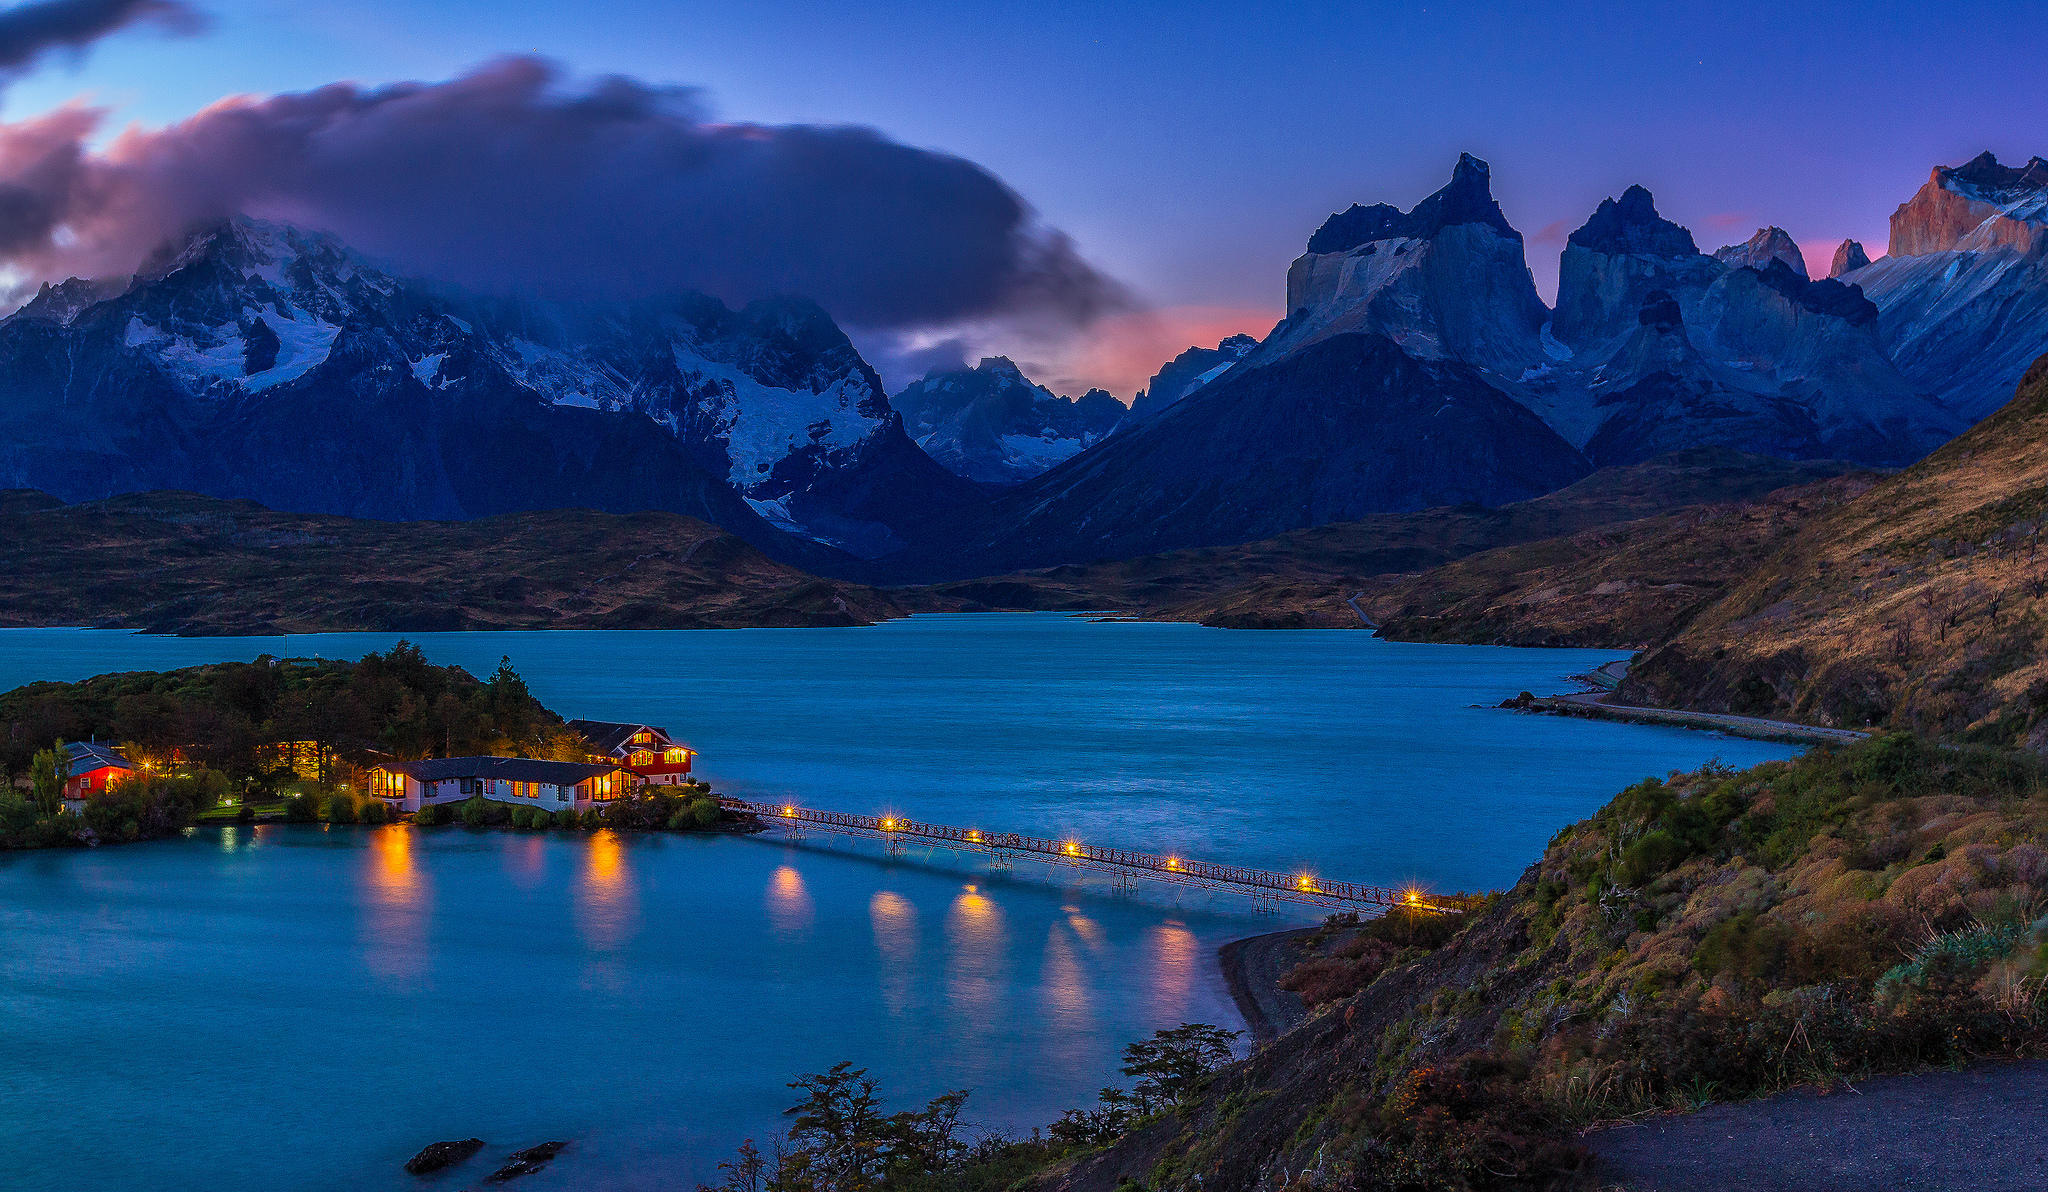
top-left (975, 355), bottom-right (1027, 380)
top-left (1304, 152), bottom-right (1519, 254)
top-left (1714, 227), bottom-right (1807, 278)
top-left (1829, 239), bottom-right (1872, 278)
top-left (1942, 150), bottom-right (2048, 202)
top-left (1892, 150), bottom-right (2048, 257)
top-left (1567, 185), bottom-right (1700, 257)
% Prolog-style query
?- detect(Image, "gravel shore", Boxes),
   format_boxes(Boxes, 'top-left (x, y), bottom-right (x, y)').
top-left (1217, 927), bottom-right (1315, 1046)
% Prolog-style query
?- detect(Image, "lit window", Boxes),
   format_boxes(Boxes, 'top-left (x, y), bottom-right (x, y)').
top-left (631, 750), bottom-right (653, 767)
top-left (663, 748), bottom-right (686, 763)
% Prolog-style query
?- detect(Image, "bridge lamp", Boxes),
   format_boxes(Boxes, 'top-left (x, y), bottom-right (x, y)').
top-left (1297, 873), bottom-right (1315, 890)
top-left (1063, 841), bottom-right (1079, 856)
top-left (882, 818), bottom-right (897, 831)
top-left (781, 805), bottom-right (795, 818)
top-left (1404, 888), bottom-right (1422, 906)
top-left (966, 830), bottom-right (981, 843)
top-left (1165, 856), bottom-right (1179, 870)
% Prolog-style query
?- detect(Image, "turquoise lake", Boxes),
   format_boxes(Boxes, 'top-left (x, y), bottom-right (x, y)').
top-left (0, 615), bottom-right (1801, 1190)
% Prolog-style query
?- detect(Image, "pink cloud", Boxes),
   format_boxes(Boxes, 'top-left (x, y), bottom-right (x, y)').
top-left (1010, 304), bottom-right (1280, 400)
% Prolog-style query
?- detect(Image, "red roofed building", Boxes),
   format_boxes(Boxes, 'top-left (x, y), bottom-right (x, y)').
top-left (568, 720), bottom-right (696, 787)
top-left (63, 741), bottom-right (134, 808)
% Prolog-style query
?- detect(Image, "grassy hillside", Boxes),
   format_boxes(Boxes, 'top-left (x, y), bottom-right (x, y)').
top-left (0, 490), bottom-right (909, 634)
top-left (1625, 355), bottom-right (2048, 747)
top-left (1359, 474), bottom-right (1872, 647)
top-left (911, 451), bottom-right (1855, 633)
top-left (1039, 735), bottom-right (2048, 1191)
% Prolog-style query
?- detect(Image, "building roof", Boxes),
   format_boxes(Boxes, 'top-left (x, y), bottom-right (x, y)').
top-left (65, 741), bottom-right (132, 773)
top-left (567, 719), bottom-right (687, 757)
top-left (377, 756), bottom-right (623, 785)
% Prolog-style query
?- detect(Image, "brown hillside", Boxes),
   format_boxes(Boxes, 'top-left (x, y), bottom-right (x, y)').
top-left (912, 451), bottom-right (1855, 632)
top-left (1625, 354), bottom-right (2048, 748)
top-left (0, 492), bottom-right (907, 634)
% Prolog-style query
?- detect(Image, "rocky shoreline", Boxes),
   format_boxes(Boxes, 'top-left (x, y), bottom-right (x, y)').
top-left (1217, 927), bottom-right (1315, 1046)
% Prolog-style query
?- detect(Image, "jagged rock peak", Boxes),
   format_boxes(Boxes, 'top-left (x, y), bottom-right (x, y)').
top-left (1943, 150), bottom-right (2048, 203)
top-left (1829, 239), bottom-right (1871, 277)
top-left (1749, 258), bottom-right (1879, 325)
top-left (1891, 150), bottom-right (2048, 257)
top-left (1714, 227), bottom-right (1807, 278)
top-left (1216, 333), bottom-right (1259, 354)
top-left (1567, 185), bottom-right (1700, 257)
top-left (974, 356), bottom-right (1028, 379)
top-left (1305, 153), bottom-right (1518, 253)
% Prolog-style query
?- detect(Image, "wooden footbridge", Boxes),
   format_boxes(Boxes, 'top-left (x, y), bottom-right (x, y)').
top-left (718, 797), bottom-right (1468, 915)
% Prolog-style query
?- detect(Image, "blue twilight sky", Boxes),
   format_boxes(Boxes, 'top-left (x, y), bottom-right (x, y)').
top-left (3, 0), bottom-right (2043, 393)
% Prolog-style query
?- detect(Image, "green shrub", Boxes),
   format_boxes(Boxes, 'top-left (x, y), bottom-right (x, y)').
top-left (554, 809), bottom-right (581, 829)
top-left (1875, 924), bottom-right (2025, 1004)
top-left (359, 799), bottom-right (391, 825)
top-left (1616, 829), bottom-right (1684, 887)
top-left (325, 791), bottom-right (358, 824)
top-left (459, 795), bottom-right (492, 827)
top-left (580, 808), bottom-right (603, 830)
top-left (413, 802), bottom-right (450, 826)
top-left (283, 792), bottom-right (319, 823)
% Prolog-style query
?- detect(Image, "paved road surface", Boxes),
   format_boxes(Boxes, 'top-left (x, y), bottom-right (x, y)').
top-left (1588, 1060), bottom-right (2048, 1191)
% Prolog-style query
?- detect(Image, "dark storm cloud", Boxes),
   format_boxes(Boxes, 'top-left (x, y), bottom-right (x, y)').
top-left (0, 56), bottom-right (1128, 330)
top-left (0, 0), bottom-right (201, 73)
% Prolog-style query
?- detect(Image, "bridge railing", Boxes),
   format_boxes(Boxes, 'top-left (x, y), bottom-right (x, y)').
top-left (719, 797), bottom-right (1462, 914)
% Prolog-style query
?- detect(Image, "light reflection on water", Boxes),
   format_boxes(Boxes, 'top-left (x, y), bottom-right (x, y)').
top-left (944, 883), bottom-right (1009, 1082)
top-left (0, 616), bottom-right (1809, 1192)
top-left (576, 830), bottom-right (638, 965)
top-left (869, 889), bottom-right (919, 1015)
top-left (767, 862), bottom-right (814, 935)
top-left (362, 826), bottom-right (427, 983)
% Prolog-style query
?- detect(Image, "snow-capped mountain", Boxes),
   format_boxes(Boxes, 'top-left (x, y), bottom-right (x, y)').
top-left (0, 218), bottom-right (968, 559)
top-left (890, 357), bottom-right (1125, 483)
top-left (1839, 152), bottom-right (2048, 422)
top-left (1128, 333), bottom-right (1259, 419)
top-left (880, 153), bottom-right (2011, 579)
top-left (1259, 153), bottom-right (1549, 374)
top-left (1544, 188), bottom-right (1958, 465)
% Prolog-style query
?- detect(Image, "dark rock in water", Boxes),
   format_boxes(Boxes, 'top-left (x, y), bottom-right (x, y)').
top-left (404, 1138), bottom-right (484, 1174)
top-left (486, 1141), bottom-right (569, 1183)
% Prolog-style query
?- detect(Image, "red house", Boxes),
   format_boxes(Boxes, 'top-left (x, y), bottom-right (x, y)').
top-left (63, 741), bottom-right (134, 805)
top-left (568, 720), bottom-right (696, 787)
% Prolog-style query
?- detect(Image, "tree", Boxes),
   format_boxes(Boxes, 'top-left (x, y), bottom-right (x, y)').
top-left (884, 1088), bottom-right (970, 1181)
top-left (1119, 1023), bottom-right (1240, 1113)
top-left (29, 740), bottom-right (68, 816)
top-left (782, 1062), bottom-right (889, 1192)
top-left (699, 1139), bottom-right (768, 1192)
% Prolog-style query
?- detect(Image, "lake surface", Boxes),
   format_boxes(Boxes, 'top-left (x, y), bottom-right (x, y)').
top-left (0, 616), bottom-right (1801, 1190)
